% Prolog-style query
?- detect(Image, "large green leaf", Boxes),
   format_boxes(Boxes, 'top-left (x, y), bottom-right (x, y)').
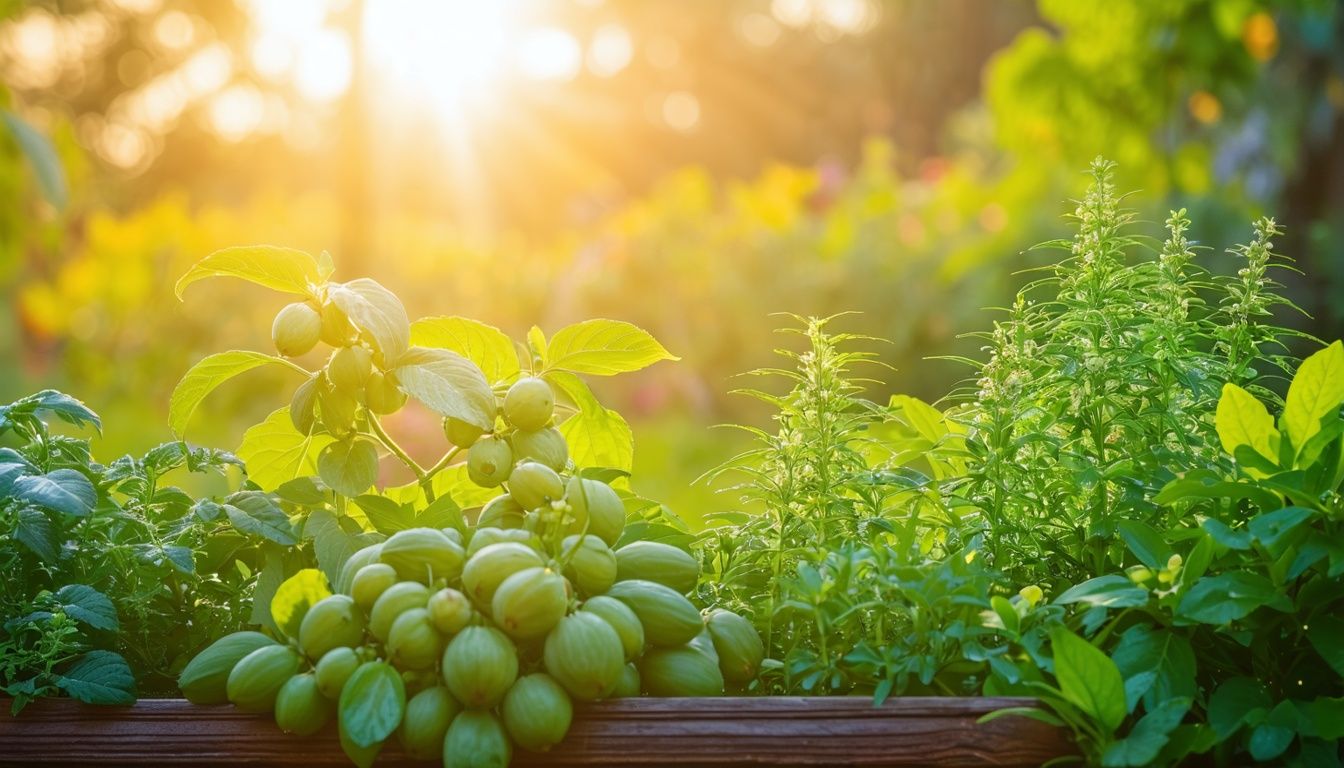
top-left (237, 408), bottom-right (334, 491)
top-left (0, 390), bottom-right (100, 433)
top-left (13, 469), bottom-right (96, 517)
top-left (1050, 627), bottom-right (1126, 734)
top-left (550, 371), bottom-right (634, 472)
top-left (175, 245), bottom-right (323, 300)
top-left (54, 585), bottom-right (118, 632)
top-left (1054, 574), bottom-right (1148, 609)
top-left (1111, 625), bottom-right (1195, 713)
top-left (1208, 678), bottom-right (1271, 740)
top-left (1177, 572), bottom-right (1290, 625)
top-left (1281, 341), bottom-right (1344, 456)
top-left (55, 651), bottom-right (135, 705)
top-left (1100, 697), bottom-right (1191, 767)
top-left (411, 316), bottom-right (520, 385)
top-left (393, 347), bottom-right (495, 429)
top-left (170, 351), bottom-right (300, 437)
top-left (543, 319), bottom-right (678, 376)
top-left (1215, 383), bottom-right (1277, 462)
top-left (328, 279), bottom-right (410, 362)
top-left (318, 438), bottom-right (380, 498)
top-left (271, 568), bottom-right (331, 641)
top-left (222, 491), bottom-right (296, 545)
top-left (339, 661), bottom-right (405, 749)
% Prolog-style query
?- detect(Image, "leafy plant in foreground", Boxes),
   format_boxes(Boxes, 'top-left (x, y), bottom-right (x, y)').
top-left (0, 390), bottom-right (288, 710)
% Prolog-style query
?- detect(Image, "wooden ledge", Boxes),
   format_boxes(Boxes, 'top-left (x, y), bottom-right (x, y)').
top-left (0, 696), bottom-right (1074, 766)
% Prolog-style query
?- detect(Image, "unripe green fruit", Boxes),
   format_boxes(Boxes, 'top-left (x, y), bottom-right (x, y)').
top-left (502, 673), bottom-right (573, 752)
top-left (350, 563), bottom-right (398, 613)
top-left (226, 644), bottom-right (302, 713)
top-left (706, 609), bottom-right (764, 684)
top-left (273, 302), bottom-right (322, 357)
top-left (178, 631), bottom-right (277, 704)
top-left (508, 461), bottom-right (564, 510)
top-left (299, 594), bottom-right (366, 661)
top-left (275, 673), bottom-right (329, 736)
top-left (444, 417), bottom-right (486, 449)
top-left (319, 301), bottom-right (356, 347)
top-left (606, 580), bottom-right (703, 647)
top-left (318, 379), bottom-right (359, 436)
top-left (465, 526), bottom-right (533, 558)
top-left (328, 345), bottom-right (374, 395)
top-left (492, 567), bottom-right (568, 640)
top-left (290, 375), bottom-right (320, 435)
top-left (543, 612), bottom-right (626, 701)
top-left (467, 436), bottom-right (513, 488)
top-left (615, 541), bottom-right (700, 595)
top-left (401, 669), bottom-right (439, 698)
top-left (580, 595), bottom-right (645, 662)
top-left (503, 377), bottom-right (555, 431)
top-left (427, 587), bottom-right (474, 635)
top-left (336, 543), bottom-right (384, 595)
top-left (364, 371), bottom-right (407, 415)
top-left (688, 627), bottom-right (718, 663)
top-left (561, 534), bottom-right (617, 596)
top-left (314, 646), bottom-right (360, 700)
top-left (476, 495), bottom-right (526, 530)
top-left (461, 542), bottom-right (544, 610)
top-left (613, 663), bottom-right (640, 698)
top-left (379, 527), bottom-right (466, 584)
top-left (399, 686), bottom-right (460, 761)
top-left (509, 428), bottom-right (568, 471)
top-left (639, 645), bottom-right (725, 696)
top-left (444, 710), bottom-right (511, 768)
top-left (369, 581), bottom-right (431, 642)
top-left (387, 607), bottom-right (444, 670)
top-left (564, 477), bottom-right (625, 546)
top-left (441, 626), bottom-right (518, 709)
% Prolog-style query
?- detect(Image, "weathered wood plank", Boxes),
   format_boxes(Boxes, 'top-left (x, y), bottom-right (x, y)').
top-left (0, 697), bottom-right (1074, 767)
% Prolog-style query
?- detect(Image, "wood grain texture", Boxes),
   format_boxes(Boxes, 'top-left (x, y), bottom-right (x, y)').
top-left (0, 696), bottom-right (1075, 767)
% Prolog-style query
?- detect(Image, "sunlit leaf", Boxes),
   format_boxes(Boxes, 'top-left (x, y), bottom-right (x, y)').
top-left (271, 567), bottom-right (331, 641)
top-left (1215, 383), bottom-right (1277, 462)
top-left (328, 278), bottom-right (410, 362)
top-left (237, 407), bottom-right (334, 491)
top-left (1050, 627), bottom-right (1125, 734)
top-left (411, 316), bottom-right (520, 385)
top-left (175, 245), bottom-right (323, 300)
top-left (550, 371), bottom-right (633, 472)
top-left (318, 438), bottom-right (380, 497)
top-left (393, 347), bottom-right (495, 429)
top-left (544, 319), bottom-right (678, 375)
top-left (170, 350), bottom-right (301, 437)
top-left (1281, 341), bottom-right (1344, 456)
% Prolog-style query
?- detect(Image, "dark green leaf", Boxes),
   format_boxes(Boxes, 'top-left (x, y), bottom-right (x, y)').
top-left (55, 651), bottom-right (135, 705)
top-left (1054, 574), bottom-right (1148, 609)
top-left (223, 492), bottom-right (296, 545)
top-left (1100, 697), bottom-right (1191, 767)
top-left (339, 662), bottom-right (405, 748)
top-left (1248, 506), bottom-right (1314, 549)
top-left (1111, 625), bottom-right (1196, 714)
top-left (1208, 678), bottom-right (1271, 740)
top-left (1177, 572), bottom-right (1290, 625)
top-left (1117, 520), bottom-right (1168, 569)
top-left (15, 507), bottom-right (57, 561)
top-left (1200, 518), bottom-right (1251, 550)
top-left (1307, 616), bottom-right (1344, 677)
top-left (55, 585), bottom-right (118, 631)
top-left (14, 469), bottom-right (96, 517)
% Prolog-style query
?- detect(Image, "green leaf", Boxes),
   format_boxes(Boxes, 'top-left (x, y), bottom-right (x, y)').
top-left (393, 347), bottom-right (495, 429)
top-left (1248, 506), bottom-right (1314, 550)
top-left (410, 316), bottom-right (520, 385)
top-left (56, 651), bottom-right (135, 705)
top-left (339, 661), bottom-right (405, 749)
top-left (351, 495), bottom-right (413, 534)
top-left (1215, 383), bottom-right (1278, 461)
top-left (1208, 678), bottom-right (1271, 740)
top-left (1050, 627), bottom-right (1126, 734)
top-left (271, 568), bottom-right (331, 641)
top-left (1281, 341), bottom-right (1344, 457)
top-left (222, 491), bottom-right (296, 545)
top-left (328, 278), bottom-right (410, 362)
top-left (1177, 572), bottom-right (1289, 625)
top-left (250, 546), bottom-right (286, 630)
top-left (1111, 625), bottom-right (1195, 713)
top-left (13, 469), bottom-right (96, 517)
top-left (318, 438), bottom-right (380, 497)
top-left (237, 408), bottom-right (334, 491)
top-left (550, 371), bottom-right (634, 472)
top-left (1116, 520), bottom-right (1168, 570)
top-left (1101, 697), bottom-right (1191, 767)
top-left (1054, 574), bottom-right (1148, 609)
top-left (15, 508), bottom-right (56, 561)
top-left (2, 109), bottom-right (68, 209)
top-left (428, 465), bottom-right (499, 510)
top-left (1249, 720), bottom-right (1295, 762)
top-left (0, 390), bottom-right (100, 433)
top-left (55, 585), bottom-right (118, 631)
top-left (170, 351), bottom-right (299, 437)
top-left (543, 319), bottom-right (678, 375)
top-left (175, 245), bottom-right (323, 300)
top-left (1307, 615), bottom-right (1344, 677)
top-left (305, 509), bottom-right (363, 587)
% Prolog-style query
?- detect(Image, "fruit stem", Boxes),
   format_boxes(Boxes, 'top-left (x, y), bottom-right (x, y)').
top-left (367, 416), bottom-right (427, 479)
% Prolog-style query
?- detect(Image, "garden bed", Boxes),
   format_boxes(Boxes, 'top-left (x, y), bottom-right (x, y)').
top-left (0, 696), bottom-right (1071, 766)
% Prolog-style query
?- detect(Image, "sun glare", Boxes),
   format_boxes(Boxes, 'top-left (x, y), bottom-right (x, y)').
top-left (362, 0), bottom-right (512, 119)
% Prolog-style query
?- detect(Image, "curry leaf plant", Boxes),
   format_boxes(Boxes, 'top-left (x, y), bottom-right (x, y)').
top-left (955, 158), bottom-right (1303, 589)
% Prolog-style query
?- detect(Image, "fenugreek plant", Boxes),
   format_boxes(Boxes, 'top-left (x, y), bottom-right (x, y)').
top-left (955, 158), bottom-right (1302, 588)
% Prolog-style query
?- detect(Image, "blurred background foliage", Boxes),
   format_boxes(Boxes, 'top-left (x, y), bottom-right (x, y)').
top-left (2, 0), bottom-right (1342, 525)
